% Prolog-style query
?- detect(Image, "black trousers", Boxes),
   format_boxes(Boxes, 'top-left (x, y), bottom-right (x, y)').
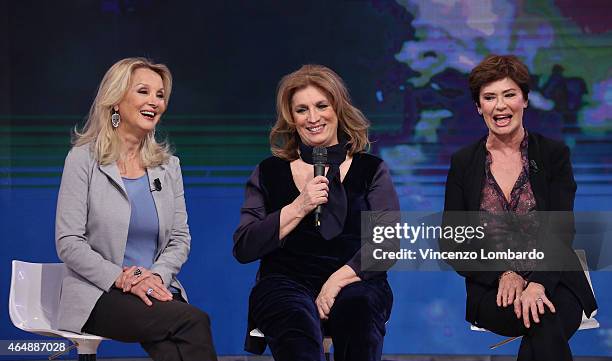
top-left (250, 276), bottom-right (393, 361)
top-left (82, 288), bottom-right (218, 361)
top-left (475, 283), bottom-right (583, 361)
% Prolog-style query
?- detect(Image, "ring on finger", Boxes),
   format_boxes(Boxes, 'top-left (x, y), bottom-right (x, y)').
top-left (146, 288), bottom-right (154, 296)
top-left (133, 268), bottom-right (142, 277)
top-left (536, 298), bottom-right (543, 303)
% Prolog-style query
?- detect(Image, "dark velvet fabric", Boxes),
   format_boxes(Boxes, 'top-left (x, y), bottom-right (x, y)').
top-left (250, 276), bottom-right (392, 361)
top-left (298, 140), bottom-right (349, 240)
top-left (233, 153), bottom-right (399, 359)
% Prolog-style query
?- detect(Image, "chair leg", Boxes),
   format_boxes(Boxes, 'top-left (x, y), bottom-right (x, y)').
top-left (70, 338), bottom-right (102, 361)
top-left (323, 336), bottom-right (332, 361)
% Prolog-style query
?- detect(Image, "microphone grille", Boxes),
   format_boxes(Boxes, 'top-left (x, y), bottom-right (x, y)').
top-left (313, 147), bottom-right (327, 164)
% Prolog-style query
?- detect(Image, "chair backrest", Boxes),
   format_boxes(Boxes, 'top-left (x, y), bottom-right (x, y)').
top-left (9, 260), bottom-right (66, 332)
top-left (574, 249), bottom-right (599, 322)
top-left (575, 249), bottom-right (594, 292)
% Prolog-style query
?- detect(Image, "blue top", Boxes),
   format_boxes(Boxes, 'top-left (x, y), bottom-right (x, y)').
top-left (122, 174), bottom-right (159, 269)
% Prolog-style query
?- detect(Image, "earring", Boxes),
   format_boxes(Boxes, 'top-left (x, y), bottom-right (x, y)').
top-left (111, 110), bottom-right (121, 128)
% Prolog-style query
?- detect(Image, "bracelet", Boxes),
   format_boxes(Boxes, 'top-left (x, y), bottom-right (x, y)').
top-left (498, 270), bottom-right (515, 281)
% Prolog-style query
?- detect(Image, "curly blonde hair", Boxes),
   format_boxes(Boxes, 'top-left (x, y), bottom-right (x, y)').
top-left (270, 64), bottom-right (370, 160)
top-left (73, 57), bottom-right (173, 167)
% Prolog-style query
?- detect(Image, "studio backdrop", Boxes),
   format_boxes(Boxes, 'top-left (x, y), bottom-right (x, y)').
top-left (1, 0), bottom-right (611, 358)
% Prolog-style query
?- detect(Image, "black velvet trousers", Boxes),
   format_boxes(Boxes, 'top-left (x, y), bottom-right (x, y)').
top-left (250, 276), bottom-right (393, 361)
top-left (475, 283), bottom-right (583, 361)
top-left (82, 288), bottom-right (218, 361)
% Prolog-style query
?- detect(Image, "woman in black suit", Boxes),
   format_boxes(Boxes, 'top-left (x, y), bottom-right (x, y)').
top-left (443, 54), bottom-right (597, 361)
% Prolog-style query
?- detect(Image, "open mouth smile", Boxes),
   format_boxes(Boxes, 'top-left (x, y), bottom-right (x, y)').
top-left (493, 114), bottom-right (512, 127)
top-left (306, 124), bottom-right (325, 133)
top-left (140, 110), bottom-right (157, 120)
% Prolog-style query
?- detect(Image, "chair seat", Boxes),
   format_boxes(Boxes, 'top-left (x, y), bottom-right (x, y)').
top-left (20, 327), bottom-right (107, 341)
top-left (470, 315), bottom-right (599, 332)
top-left (9, 260), bottom-right (107, 359)
top-left (469, 250), bottom-right (599, 349)
top-left (249, 328), bottom-right (265, 338)
top-left (249, 328), bottom-right (333, 357)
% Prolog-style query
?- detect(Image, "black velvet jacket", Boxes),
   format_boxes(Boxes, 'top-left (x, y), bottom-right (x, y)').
top-left (443, 131), bottom-right (597, 324)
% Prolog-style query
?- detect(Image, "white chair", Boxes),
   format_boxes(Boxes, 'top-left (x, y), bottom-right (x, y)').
top-left (250, 328), bottom-right (333, 361)
top-left (470, 249), bottom-right (599, 349)
top-left (9, 260), bottom-right (107, 361)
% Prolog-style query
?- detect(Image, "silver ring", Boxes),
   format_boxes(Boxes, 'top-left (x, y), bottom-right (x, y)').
top-left (134, 268), bottom-right (142, 277)
top-left (146, 288), bottom-right (154, 296)
top-left (536, 298), bottom-right (543, 302)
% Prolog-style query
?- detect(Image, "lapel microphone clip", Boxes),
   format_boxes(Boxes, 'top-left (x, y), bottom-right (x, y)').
top-left (152, 178), bottom-right (162, 192)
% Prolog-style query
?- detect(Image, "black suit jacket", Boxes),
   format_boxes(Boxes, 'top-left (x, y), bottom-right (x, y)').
top-left (443, 131), bottom-right (597, 324)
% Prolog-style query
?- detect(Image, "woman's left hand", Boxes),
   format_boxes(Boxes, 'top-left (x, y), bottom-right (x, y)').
top-left (518, 282), bottom-right (556, 328)
top-left (121, 267), bottom-right (163, 293)
top-left (315, 265), bottom-right (360, 320)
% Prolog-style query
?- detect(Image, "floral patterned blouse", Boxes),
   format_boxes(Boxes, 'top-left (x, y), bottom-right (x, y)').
top-left (480, 131), bottom-right (538, 276)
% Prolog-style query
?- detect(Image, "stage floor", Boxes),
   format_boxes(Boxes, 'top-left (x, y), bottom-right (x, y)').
top-left (28, 356), bottom-right (612, 361)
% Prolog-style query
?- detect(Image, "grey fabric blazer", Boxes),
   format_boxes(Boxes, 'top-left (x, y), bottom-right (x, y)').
top-left (55, 143), bottom-right (190, 333)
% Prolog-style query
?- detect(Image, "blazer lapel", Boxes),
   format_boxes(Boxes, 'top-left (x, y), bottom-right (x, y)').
top-left (147, 165), bottom-right (167, 251)
top-left (99, 162), bottom-right (128, 199)
top-left (466, 137), bottom-right (487, 211)
top-left (528, 133), bottom-right (548, 211)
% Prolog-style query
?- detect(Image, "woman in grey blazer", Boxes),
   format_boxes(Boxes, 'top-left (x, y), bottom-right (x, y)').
top-left (55, 57), bottom-right (217, 361)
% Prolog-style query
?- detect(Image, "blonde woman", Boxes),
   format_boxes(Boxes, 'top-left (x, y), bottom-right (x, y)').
top-left (55, 58), bottom-right (217, 360)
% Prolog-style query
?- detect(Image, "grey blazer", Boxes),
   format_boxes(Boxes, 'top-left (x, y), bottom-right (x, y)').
top-left (55, 143), bottom-right (190, 333)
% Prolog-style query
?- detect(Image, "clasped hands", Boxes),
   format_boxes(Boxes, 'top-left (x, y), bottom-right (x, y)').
top-left (114, 266), bottom-right (173, 306)
top-left (497, 271), bottom-right (556, 328)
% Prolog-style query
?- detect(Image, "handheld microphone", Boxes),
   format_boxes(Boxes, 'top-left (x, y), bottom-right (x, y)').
top-left (313, 147), bottom-right (327, 227)
top-left (152, 178), bottom-right (162, 192)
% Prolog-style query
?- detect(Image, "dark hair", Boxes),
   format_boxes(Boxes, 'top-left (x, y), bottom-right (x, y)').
top-left (468, 54), bottom-right (530, 106)
top-left (270, 64), bottom-right (369, 160)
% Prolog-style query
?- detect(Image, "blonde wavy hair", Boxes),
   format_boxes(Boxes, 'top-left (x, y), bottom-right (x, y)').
top-left (270, 64), bottom-right (370, 161)
top-left (73, 57), bottom-right (173, 167)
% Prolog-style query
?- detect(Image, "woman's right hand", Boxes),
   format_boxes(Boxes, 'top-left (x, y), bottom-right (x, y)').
top-left (497, 270), bottom-right (525, 309)
top-left (292, 175), bottom-right (329, 218)
top-left (115, 266), bottom-right (138, 289)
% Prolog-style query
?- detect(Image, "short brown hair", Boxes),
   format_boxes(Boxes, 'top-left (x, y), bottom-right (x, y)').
top-left (270, 64), bottom-right (370, 161)
top-left (468, 54), bottom-right (530, 106)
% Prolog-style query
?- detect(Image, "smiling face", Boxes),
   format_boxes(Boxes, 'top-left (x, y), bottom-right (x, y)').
top-left (291, 85), bottom-right (339, 148)
top-left (477, 77), bottom-right (527, 138)
top-left (115, 67), bottom-right (167, 137)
